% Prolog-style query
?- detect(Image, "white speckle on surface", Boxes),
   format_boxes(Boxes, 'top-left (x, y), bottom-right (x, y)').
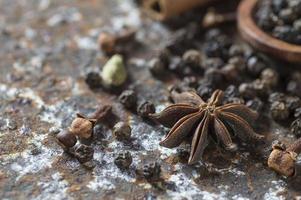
top-left (166, 173), bottom-right (228, 200)
top-left (47, 7), bottom-right (82, 27)
top-left (263, 180), bottom-right (286, 200)
top-left (112, 1), bottom-right (141, 29)
top-left (10, 134), bottom-right (60, 180)
top-left (34, 172), bottom-right (70, 200)
top-left (75, 36), bottom-right (97, 50)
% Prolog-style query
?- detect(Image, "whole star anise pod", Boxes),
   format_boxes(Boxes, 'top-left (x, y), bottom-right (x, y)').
top-left (150, 90), bottom-right (265, 164)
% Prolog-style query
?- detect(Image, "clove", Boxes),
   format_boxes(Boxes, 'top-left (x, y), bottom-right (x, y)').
top-left (202, 8), bottom-right (236, 28)
top-left (268, 138), bottom-right (301, 177)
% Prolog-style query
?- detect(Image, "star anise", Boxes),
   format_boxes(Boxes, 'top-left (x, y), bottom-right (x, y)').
top-left (150, 89), bottom-right (265, 164)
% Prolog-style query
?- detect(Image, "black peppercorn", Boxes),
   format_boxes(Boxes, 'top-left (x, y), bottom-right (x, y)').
top-left (142, 162), bottom-right (161, 181)
top-left (74, 144), bottom-right (94, 163)
top-left (291, 118), bottom-right (301, 138)
top-left (85, 72), bottom-right (102, 89)
top-left (112, 122), bottom-right (132, 141)
top-left (197, 82), bottom-right (214, 101)
top-left (182, 50), bottom-right (203, 72)
top-left (285, 96), bottom-right (301, 113)
top-left (118, 89), bottom-right (137, 109)
top-left (229, 44), bottom-right (245, 57)
top-left (114, 151), bottom-right (133, 169)
top-left (224, 85), bottom-right (240, 100)
top-left (246, 98), bottom-right (263, 112)
top-left (239, 83), bottom-right (256, 99)
top-left (201, 57), bottom-right (224, 70)
top-left (56, 130), bottom-right (77, 149)
top-left (270, 101), bottom-right (290, 121)
top-left (247, 56), bottom-right (266, 77)
top-left (294, 107), bottom-right (301, 118)
top-left (269, 92), bottom-right (286, 103)
top-left (148, 58), bottom-right (167, 78)
top-left (260, 68), bottom-right (279, 87)
top-left (137, 101), bottom-right (155, 117)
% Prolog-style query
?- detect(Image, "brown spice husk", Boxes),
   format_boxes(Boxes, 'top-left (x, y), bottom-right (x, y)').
top-left (268, 149), bottom-right (297, 177)
top-left (143, 0), bottom-right (213, 20)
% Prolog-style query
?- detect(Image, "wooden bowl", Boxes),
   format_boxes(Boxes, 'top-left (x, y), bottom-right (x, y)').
top-left (238, 0), bottom-right (301, 63)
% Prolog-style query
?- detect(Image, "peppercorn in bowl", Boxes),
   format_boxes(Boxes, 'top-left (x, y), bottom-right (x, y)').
top-left (238, 0), bottom-right (301, 63)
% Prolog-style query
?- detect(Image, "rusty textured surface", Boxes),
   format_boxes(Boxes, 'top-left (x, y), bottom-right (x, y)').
top-left (0, 0), bottom-right (301, 200)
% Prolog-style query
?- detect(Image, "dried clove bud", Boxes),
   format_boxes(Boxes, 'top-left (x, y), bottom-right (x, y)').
top-left (268, 138), bottom-right (301, 177)
top-left (70, 113), bottom-right (96, 139)
top-left (101, 55), bottom-right (127, 87)
top-left (90, 105), bottom-right (112, 122)
top-left (202, 8), bottom-right (236, 28)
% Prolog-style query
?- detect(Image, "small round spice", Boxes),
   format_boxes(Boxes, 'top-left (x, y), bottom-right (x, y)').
top-left (70, 114), bottom-right (95, 139)
top-left (238, 83), bottom-right (256, 99)
top-left (148, 58), bottom-right (166, 78)
top-left (182, 49), bottom-right (203, 67)
top-left (228, 44), bottom-right (245, 57)
top-left (112, 122), bottom-right (132, 141)
top-left (291, 118), bottom-right (301, 138)
top-left (270, 101), bottom-right (290, 121)
top-left (56, 130), bottom-right (77, 149)
top-left (246, 98), bottom-right (263, 112)
top-left (114, 151), bottom-right (133, 169)
top-left (247, 56), bottom-right (266, 77)
top-left (85, 72), bottom-right (102, 89)
top-left (260, 68), bottom-right (279, 87)
top-left (285, 96), bottom-right (301, 113)
top-left (74, 144), bottom-right (94, 163)
top-left (294, 107), bottom-right (301, 118)
top-left (118, 89), bottom-right (137, 109)
top-left (137, 101), bottom-right (155, 117)
top-left (142, 162), bottom-right (161, 181)
top-left (269, 92), bottom-right (286, 103)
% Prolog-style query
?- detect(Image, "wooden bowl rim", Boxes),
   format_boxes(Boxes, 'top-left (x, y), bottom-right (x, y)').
top-left (238, 0), bottom-right (301, 63)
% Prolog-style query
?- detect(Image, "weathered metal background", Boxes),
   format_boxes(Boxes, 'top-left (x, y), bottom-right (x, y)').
top-left (0, 0), bottom-right (300, 199)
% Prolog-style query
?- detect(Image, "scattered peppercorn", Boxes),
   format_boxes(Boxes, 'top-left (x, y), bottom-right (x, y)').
top-left (118, 89), bottom-right (137, 109)
top-left (74, 144), bottom-right (94, 163)
top-left (85, 72), bottom-right (102, 89)
top-left (114, 151), bottom-right (133, 170)
top-left (291, 118), bottom-right (301, 138)
top-left (294, 107), bottom-right (301, 118)
top-left (270, 101), bottom-right (290, 121)
top-left (148, 58), bottom-right (167, 78)
top-left (56, 130), bottom-right (77, 149)
top-left (246, 98), bottom-right (264, 112)
top-left (142, 162), bottom-right (161, 181)
top-left (137, 101), bottom-right (155, 117)
top-left (247, 56), bottom-right (267, 77)
top-left (260, 68), bottom-right (279, 88)
top-left (112, 122), bottom-right (132, 141)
